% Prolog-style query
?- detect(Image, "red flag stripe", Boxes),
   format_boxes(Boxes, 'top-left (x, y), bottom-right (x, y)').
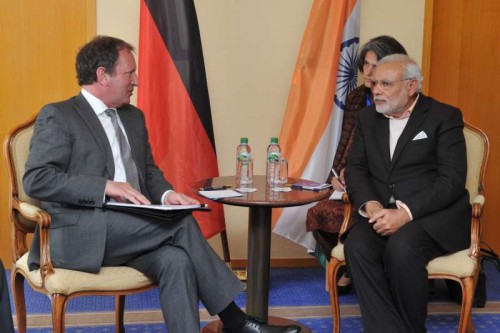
top-left (138, 1), bottom-right (225, 238)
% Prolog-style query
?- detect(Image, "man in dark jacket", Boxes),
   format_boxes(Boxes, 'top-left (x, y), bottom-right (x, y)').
top-left (344, 54), bottom-right (470, 333)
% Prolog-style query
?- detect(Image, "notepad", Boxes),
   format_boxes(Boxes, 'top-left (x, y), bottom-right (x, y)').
top-left (198, 190), bottom-right (244, 200)
top-left (302, 183), bottom-right (332, 191)
top-left (291, 180), bottom-right (322, 189)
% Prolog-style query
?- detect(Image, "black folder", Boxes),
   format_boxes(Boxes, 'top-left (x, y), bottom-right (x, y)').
top-left (104, 202), bottom-right (210, 221)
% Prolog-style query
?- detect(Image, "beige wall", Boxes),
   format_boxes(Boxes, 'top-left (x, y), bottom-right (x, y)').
top-left (97, 0), bottom-right (425, 260)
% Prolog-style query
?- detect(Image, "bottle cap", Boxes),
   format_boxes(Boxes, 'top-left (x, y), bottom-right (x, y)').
top-left (271, 137), bottom-right (278, 144)
top-left (240, 137), bottom-right (248, 144)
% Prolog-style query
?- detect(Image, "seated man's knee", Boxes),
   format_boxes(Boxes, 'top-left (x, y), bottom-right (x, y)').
top-left (384, 236), bottom-right (419, 267)
top-left (344, 227), bottom-right (374, 259)
top-left (152, 247), bottom-right (193, 278)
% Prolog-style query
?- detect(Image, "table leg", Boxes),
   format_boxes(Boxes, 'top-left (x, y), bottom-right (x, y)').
top-left (201, 205), bottom-right (311, 333)
top-left (246, 206), bottom-right (272, 322)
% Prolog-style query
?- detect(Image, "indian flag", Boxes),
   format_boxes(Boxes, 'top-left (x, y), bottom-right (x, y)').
top-left (273, 0), bottom-right (361, 251)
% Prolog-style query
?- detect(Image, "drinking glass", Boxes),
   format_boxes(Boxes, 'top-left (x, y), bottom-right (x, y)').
top-left (273, 158), bottom-right (288, 188)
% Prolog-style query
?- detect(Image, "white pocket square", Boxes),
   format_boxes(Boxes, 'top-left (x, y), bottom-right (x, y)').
top-left (413, 131), bottom-right (428, 141)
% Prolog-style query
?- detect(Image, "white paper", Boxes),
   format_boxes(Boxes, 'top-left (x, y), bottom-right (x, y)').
top-left (198, 190), bottom-right (244, 199)
top-left (105, 202), bottom-right (208, 210)
top-left (271, 187), bottom-right (292, 192)
top-left (236, 187), bottom-right (257, 193)
top-left (329, 190), bottom-right (345, 200)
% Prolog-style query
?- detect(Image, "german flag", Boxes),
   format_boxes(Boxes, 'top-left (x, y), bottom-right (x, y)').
top-left (138, 0), bottom-right (225, 239)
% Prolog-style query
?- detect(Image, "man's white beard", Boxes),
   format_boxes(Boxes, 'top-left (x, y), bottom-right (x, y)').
top-left (375, 103), bottom-right (390, 114)
top-left (374, 94), bottom-right (409, 116)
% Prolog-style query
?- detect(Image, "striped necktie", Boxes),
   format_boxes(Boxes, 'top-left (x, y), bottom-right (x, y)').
top-left (105, 109), bottom-right (140, 191)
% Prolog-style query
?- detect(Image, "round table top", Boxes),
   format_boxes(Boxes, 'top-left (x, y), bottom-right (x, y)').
top-left (193, 175), bottom-right (331, 208)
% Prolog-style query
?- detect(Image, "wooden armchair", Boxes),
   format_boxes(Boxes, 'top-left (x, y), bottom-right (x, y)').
top-left (3, 116), bottom-right (156, 333)
top-left (327, 122), bottom-right (489, 333)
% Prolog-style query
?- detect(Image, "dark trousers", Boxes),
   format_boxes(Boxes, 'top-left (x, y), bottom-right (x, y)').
top-left (0, 259), bottom-right (14, 333)
top-left (344, 220), bottom-right (444, 333)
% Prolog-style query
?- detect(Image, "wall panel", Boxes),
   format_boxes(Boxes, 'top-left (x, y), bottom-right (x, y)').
top-left (0, 0), bottom-right (96, 266)
top-left (423, 0), bottom-right (500, 252)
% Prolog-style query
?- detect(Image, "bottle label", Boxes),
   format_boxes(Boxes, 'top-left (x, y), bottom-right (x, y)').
top-left (267, 152), bottom-right (280, 163)
top-left (236, 152), bottom-right (253, 186)
top-left (238, 152), bottom-right (251, 162)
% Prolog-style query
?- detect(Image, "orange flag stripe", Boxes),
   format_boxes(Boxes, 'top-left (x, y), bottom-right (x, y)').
top-left (279, 0), bottom-right (358, 178)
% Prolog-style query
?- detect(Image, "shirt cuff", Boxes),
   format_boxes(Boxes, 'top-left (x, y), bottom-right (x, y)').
top-left (161, 190), bottom-right (175, 205)
top-left (358, 201), bottom-right (383, 218)
top-left (395, 200), bottom-right (413, 221)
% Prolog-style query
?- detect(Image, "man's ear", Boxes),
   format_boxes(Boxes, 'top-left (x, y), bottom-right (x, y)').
top-left (407, 79), bottom-right (419, 96)
top-left (96, 67), bottom-right (108, 85)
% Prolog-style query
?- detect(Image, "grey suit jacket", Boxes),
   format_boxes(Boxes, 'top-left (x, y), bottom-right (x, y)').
top-left (345, 94), bottom-right (471, 252)
top-left (23, 94), bottom-right (172, 272)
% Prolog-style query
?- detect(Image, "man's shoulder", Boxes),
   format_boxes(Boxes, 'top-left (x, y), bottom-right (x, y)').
top-left (40, 95), bottom-right (84, 113)
top-left (418, 94), bottom-right (460, 113)
top-left (357, 103), bottom-right (377, 119)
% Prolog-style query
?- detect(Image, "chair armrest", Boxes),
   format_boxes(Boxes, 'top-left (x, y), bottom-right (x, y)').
top-left (470, 195), bottom-right (484, 259)
top-left (16, 201), bottom-right (54, 278)
top-left (338, 192), bottom-right (352, 240)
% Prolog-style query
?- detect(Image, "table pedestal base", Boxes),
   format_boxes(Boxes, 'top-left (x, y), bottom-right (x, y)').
top-left (201, 316), bottom-right (311, 333)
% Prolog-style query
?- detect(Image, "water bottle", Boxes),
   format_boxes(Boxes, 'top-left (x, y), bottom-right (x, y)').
top-left (236, 137), bottom-right (253, 187)
top-left (266, 137), bottom-right (281, 185)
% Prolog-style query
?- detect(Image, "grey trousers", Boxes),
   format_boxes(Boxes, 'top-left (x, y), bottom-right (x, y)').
top-left (101, 211), bottom-right (244, 333)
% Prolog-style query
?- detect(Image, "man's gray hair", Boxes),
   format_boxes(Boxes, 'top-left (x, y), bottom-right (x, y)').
top-left (378, 54), bottom-right (423, 93)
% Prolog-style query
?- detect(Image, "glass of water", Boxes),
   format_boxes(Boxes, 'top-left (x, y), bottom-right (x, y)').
top-left (273, 158), bottom-right (288, 189)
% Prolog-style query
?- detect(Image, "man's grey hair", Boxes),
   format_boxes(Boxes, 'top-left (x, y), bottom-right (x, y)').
top-left (378, 54), bottom-right (423, 93)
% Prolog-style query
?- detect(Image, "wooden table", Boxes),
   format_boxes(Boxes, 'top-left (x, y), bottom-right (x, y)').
top-left (194, 175), bottom-right (331, 333)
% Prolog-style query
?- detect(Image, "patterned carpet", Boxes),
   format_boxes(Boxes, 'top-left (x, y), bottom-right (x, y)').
top-left (5, 259), bottom-right (500, 332)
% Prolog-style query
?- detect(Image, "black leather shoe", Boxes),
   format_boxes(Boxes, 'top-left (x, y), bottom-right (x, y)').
top-left (336, 266), bottom-right (352, 296)
top-left (223, 317), bottom-right (301, 333)
top-left (337, 282), bottom-right (352, 295)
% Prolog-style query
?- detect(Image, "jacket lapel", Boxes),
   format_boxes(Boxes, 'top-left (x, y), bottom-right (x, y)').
top-left (390, 95), bottom-right (429, 171)
top-left (73, 94), bottom-right (116, 179)
top-left (375, 112), bottom-right (392, 171)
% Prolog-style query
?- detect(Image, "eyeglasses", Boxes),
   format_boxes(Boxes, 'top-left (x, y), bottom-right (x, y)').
top-left (370, 78), bottom-right (413, 90)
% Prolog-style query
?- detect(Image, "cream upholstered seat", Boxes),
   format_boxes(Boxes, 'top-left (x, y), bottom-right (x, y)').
top-left (4, 116), bottom-right (156, 333)
top-left (327, 122), bottom-right (489, 333)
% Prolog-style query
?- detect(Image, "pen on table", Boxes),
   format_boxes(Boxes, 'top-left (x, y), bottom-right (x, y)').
top-left (199, 185), bottom-right (231, 191)
top-left (331, 168), bottom-right (346, 191)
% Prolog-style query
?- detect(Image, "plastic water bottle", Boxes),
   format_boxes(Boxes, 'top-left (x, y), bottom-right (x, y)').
top-left (236, 137), bottom-right (253, 187)
top-left (266, 137), bottom-right (281, 185)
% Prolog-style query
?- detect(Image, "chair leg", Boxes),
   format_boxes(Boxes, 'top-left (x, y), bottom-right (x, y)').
top-left (328, 258), bottom-right (345, 333)
top-left (12, 272), bottom-right (27, 333)
top-left (220, 230), bottom-right (231, 264)
top-left (115, 295), bottom-right (126, 333)
top-left (51, 294), bottom-right (67, 333)
top-left (458, 277), bottom-right (475, 333)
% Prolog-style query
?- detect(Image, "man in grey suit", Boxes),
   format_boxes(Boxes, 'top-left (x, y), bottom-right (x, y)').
top-left (23, 36), bottom-right (300, 333)
top-left (343, 54), bottom-right (470, 333)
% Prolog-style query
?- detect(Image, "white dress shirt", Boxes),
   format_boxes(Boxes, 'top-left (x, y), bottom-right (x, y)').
top-left (81, 89), bottom-right (128, 183)
top-left (81, 89), bottom-right (173, 203)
